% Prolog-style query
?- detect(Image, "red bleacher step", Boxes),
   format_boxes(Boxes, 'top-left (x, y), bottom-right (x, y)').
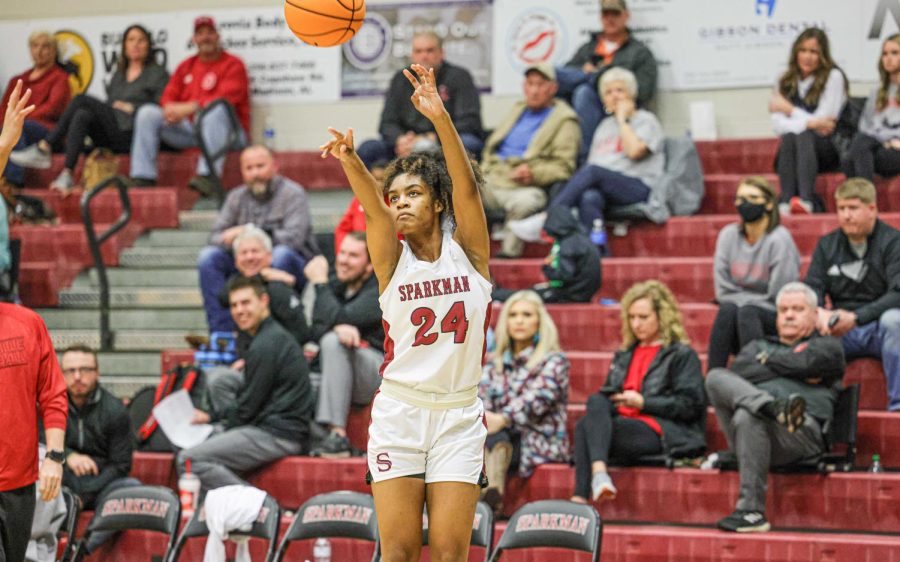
top-left (18, 262), bottom-right (80, 307)
top-left (20, 187), bottom-right (183, 228)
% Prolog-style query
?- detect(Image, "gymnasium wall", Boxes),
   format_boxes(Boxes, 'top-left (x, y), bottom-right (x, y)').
top-left (0, 0), bottom-right (881, 149)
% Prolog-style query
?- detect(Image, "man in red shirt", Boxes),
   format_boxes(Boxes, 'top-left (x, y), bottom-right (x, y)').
top-left (1, 30), bottom-right (71, 187)
top-left (128, 16), bottom-right (249, 195)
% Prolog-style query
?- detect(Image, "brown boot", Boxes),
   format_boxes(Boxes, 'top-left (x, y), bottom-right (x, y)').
top-left (481, 442), bottom-right (513, 516)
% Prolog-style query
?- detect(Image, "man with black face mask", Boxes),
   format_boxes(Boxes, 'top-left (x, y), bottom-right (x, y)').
top-left (198, 144), bottom-right (319, 333)
top-left (708, 176), bottom-right (801, 370)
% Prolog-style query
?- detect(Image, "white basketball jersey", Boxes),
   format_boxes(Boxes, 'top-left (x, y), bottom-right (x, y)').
top-left (379, 233), bottom-right (492, 395)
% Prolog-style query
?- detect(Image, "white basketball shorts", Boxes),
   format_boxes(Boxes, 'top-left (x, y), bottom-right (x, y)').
top-left (366, 392), bottom-right (487, 485)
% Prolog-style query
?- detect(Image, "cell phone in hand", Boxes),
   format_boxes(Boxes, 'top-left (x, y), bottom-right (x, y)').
top-left (599, 386), bottom-right (619, 396)
top-left (828, 313), bottom-right (840, 329)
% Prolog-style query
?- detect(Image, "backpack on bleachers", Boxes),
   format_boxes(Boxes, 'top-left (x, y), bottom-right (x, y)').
top-left (129, 364), bottom-right (206, 452)
top-left (607, 135), bottom-right (705, 224)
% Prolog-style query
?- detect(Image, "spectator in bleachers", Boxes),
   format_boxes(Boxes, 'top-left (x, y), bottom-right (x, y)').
top-left (551, 67), bottom-right (663, 233)
top-left (708, 176), bottom-right (801, 369)
top-left (479, 290), bottom-right (570, 515)
top-left (1, 30), bottom-right (71, 188)
top-left (180, 275), bottom-right (314, 491)
top-left (805, 178), bottom-right (900, 411)
top-left (203, 226), bottom-right (310, 345)
top-left (127, 16), bottom-right (249, 195)
top-left (770, 27), bottom-right (847, 215)
top-left (10, 25), bottom-right (168, 193)
top-left (304, 233), bottom-right (383, 458)
top-left (482, 63), bottom-right (580, 258)
top-left (556, 0), bottom-right (657, 160)
top-left (843, 33), bottom-right (900, 181)
top-left (198, 145), bottom-right (317, 332)
top-left (571, 280), bottom-right (705, 504)
top-left (356, 31), bottom-right (484, 171)
top-left (706, 282), bottom-right (845, 533)
top-left (334, 196), bottom-right (365, 257)
top-left (58, 344), bottom-right (140, 553)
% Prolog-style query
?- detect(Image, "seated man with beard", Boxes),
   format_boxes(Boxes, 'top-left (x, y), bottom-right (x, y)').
top-left (198, 144), bottom-right (319, 334)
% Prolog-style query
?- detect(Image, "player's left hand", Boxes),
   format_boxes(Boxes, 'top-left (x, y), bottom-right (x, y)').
top-left (38, 457), bottom-right (63, 501)
top-left (404, 64), bottom-right (447, 122)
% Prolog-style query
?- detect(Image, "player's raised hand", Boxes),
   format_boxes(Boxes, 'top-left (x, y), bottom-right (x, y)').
top-left (320, 127), bottom-right (356, 161)
top-left (0, 80), bottom-right (35, 152)
top-left (404, 64), bottom-right (446, 122)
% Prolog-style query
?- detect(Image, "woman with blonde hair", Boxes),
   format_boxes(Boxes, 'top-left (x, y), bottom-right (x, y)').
top-left (479, 290), bottom-right (570, 514)
top-left (571, 280), bottom-right (705, 503)
top-left (843, 33), bottom-right (900, 180)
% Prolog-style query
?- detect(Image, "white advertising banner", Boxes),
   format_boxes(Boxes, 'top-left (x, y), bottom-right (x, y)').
top-left (0, 7), bottom-right (341, 106)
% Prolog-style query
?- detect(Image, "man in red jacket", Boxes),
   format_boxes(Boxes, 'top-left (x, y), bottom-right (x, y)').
top-left (1, 30), bottom-right (71, 187)
top-left (128, 16), bottom-right (249, 195)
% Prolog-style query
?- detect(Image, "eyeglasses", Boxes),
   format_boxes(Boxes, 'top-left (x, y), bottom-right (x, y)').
top-left (62, 366), bottom-right (98, 376)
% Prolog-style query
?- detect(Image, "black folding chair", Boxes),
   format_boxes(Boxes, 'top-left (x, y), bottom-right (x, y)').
top-left (70, 485), bottom-right (180, 562)
top-left (58, 487), bottom-right (82, 562)
top-left (167, 494), bottom-right (281, 562)
top-left (194, 98), bottom-right (244, 205)
top-left (422, 500), bottom-right (493, 562)
top-left (488, 500), bottom-right (602, 562)
top-left (272, 491), bottom-right (379, 562)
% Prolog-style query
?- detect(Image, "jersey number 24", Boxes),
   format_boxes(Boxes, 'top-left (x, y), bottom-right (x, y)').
top-left (411, 301), bottom-right (468, 346)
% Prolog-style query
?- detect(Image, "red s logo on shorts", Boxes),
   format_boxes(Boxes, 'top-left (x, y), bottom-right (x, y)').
top-left (376, 452), bottom-right (392, 472)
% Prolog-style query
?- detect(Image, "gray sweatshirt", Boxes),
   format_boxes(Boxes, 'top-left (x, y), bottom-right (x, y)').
top-left (713, 223), bottom-right (800, 310)
top-left (858, 83), bottom-right (900, 143)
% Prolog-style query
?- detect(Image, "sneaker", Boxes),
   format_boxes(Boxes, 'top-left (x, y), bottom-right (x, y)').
top-left (50, 169), bottom-right (74, 193)
top-left (310, 431), bottom-right (352, 458)
top-left (716, 510), bottom-right (771, 532)
top-left (789, 197), bottom-right (813, 215)
top-left (773, 394), bottom-right (806, 433)
top-left (778, 202), bottom-right (791, 216)
top-left (590, 472), bottom-right (617, 501)
top-left (188, 174), bottom-right (218, 197)
top-left (507, 212), bottom-right (547, 243)
top-left (9, 144), bottom-right (51, 169)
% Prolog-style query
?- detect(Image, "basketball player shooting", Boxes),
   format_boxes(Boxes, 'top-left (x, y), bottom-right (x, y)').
top-left (320, 63), bottom-right (492, 562)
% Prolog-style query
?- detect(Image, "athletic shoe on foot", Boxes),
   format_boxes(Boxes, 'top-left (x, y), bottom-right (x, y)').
top-left (590, 472), bottom-right (617, 501)
top-left (773, 394), bottom-right (806, 433)
top-left (778, 202), bottom-right (791, 216)
top-left (310, 431), bottom-right (352, 458)
top-left (188, 174), bottom-right (218, 197)
top-left (50, 170), bottom-right (74, 192)
top-left (789, 196), bottom-right (813, 214)
top-left (9, 144), bottom-right (51, 169)
top-left (716, 510), bottom-right (771, 532)
top-left (123, 176), bottom-right (157, 188)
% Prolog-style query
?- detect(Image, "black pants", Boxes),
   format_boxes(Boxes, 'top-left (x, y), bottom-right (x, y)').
top-left (774, 130), bottom-right (839, 203)
top-left (572, 394), bottom-right (662, 499)
top-left (0, 483), bottom-right (36, 562)
top-left (707, 302), bottom-right (778, 370)
top-left (843, 132), bottom-right (900, 180)
top-left (45, 94), bottom-right (132, 170)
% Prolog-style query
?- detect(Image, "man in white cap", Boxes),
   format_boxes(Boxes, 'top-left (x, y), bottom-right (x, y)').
top-left (480, 63), bottom-right (581, 257)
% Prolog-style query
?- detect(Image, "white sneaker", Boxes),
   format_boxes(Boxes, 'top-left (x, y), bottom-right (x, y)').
top-left (778, 202), bottom-right (791, 217)
top-left (9, 144), bottom-right (51, 169)
top-left (591, 472), bottom-right (617, 501)
top-left (507, 212), bottom-right (547, 243)
top-left (50, 170), bottom-right (74, 192)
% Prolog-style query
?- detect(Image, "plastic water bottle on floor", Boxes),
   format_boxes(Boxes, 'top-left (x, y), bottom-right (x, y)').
top-left (870, 454), bottom-right (884, 473)
top-left (313, 537), bottom-right (332, 562)
top-left (590, 218), bottom-right (608, 256)
top-left (178, 459), bottom-right (201, 518)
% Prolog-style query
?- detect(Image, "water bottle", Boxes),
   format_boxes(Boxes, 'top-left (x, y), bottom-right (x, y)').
top-left (870, 454), bottom-right (884, 473)
top-left (263, 115), bottom-right (276, 150)
top-left (178, 459), bottom-right (201, 518)
top-left (590, 218), bottom-right (608, 256)
top-left (548, 241), bottom-right (563, 288)
top-left (313, 537), bottom-right (332, 562)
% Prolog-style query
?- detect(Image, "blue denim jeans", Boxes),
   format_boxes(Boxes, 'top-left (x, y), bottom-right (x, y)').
top-left (842, 308), bottom-right (900, 411)
top-left (554, 67), bottom-right (607, 162)
top-left (197, 245), bottom-right (308, 332)
top-left (3, 119), bottom-right (49, 186)
top-left (550, 164), bottom-right (651, 230)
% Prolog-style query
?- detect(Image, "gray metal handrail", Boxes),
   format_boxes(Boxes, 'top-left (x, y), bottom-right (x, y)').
top-left (80, 176), bottom-right (132, 351)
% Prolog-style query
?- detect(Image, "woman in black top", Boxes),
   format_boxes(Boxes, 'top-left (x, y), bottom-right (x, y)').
top-left (10, 25), bottom-right (168, 192)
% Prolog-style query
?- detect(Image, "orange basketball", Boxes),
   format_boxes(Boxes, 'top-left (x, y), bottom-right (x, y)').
top-left (284, 0), bottom-right (366, 47)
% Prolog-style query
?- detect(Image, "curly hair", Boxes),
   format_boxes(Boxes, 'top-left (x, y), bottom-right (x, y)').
top-left (778, 28), bottom-right (846, 109)
top-left (381, 150), bottom-right (484, 232)
top-left (876, 33), bottom-right (900, 111)
top-left (619, 280), bottom-right (690, 349)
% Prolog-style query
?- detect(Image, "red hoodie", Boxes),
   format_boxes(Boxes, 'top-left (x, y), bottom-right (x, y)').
top-left (1, 66), bottom-right (71, 130)
top-left (161, 50), bottom-right (250, 133)
top-left (0, 303), bottom-right (67, 492)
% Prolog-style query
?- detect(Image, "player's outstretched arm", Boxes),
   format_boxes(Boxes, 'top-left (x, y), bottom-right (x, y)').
top-left (404, 64), bottom-right (490, 279)
top-left (0, 80), bottom-right (35, 167)
top-left (320, 127), bottom-right (401, 288)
